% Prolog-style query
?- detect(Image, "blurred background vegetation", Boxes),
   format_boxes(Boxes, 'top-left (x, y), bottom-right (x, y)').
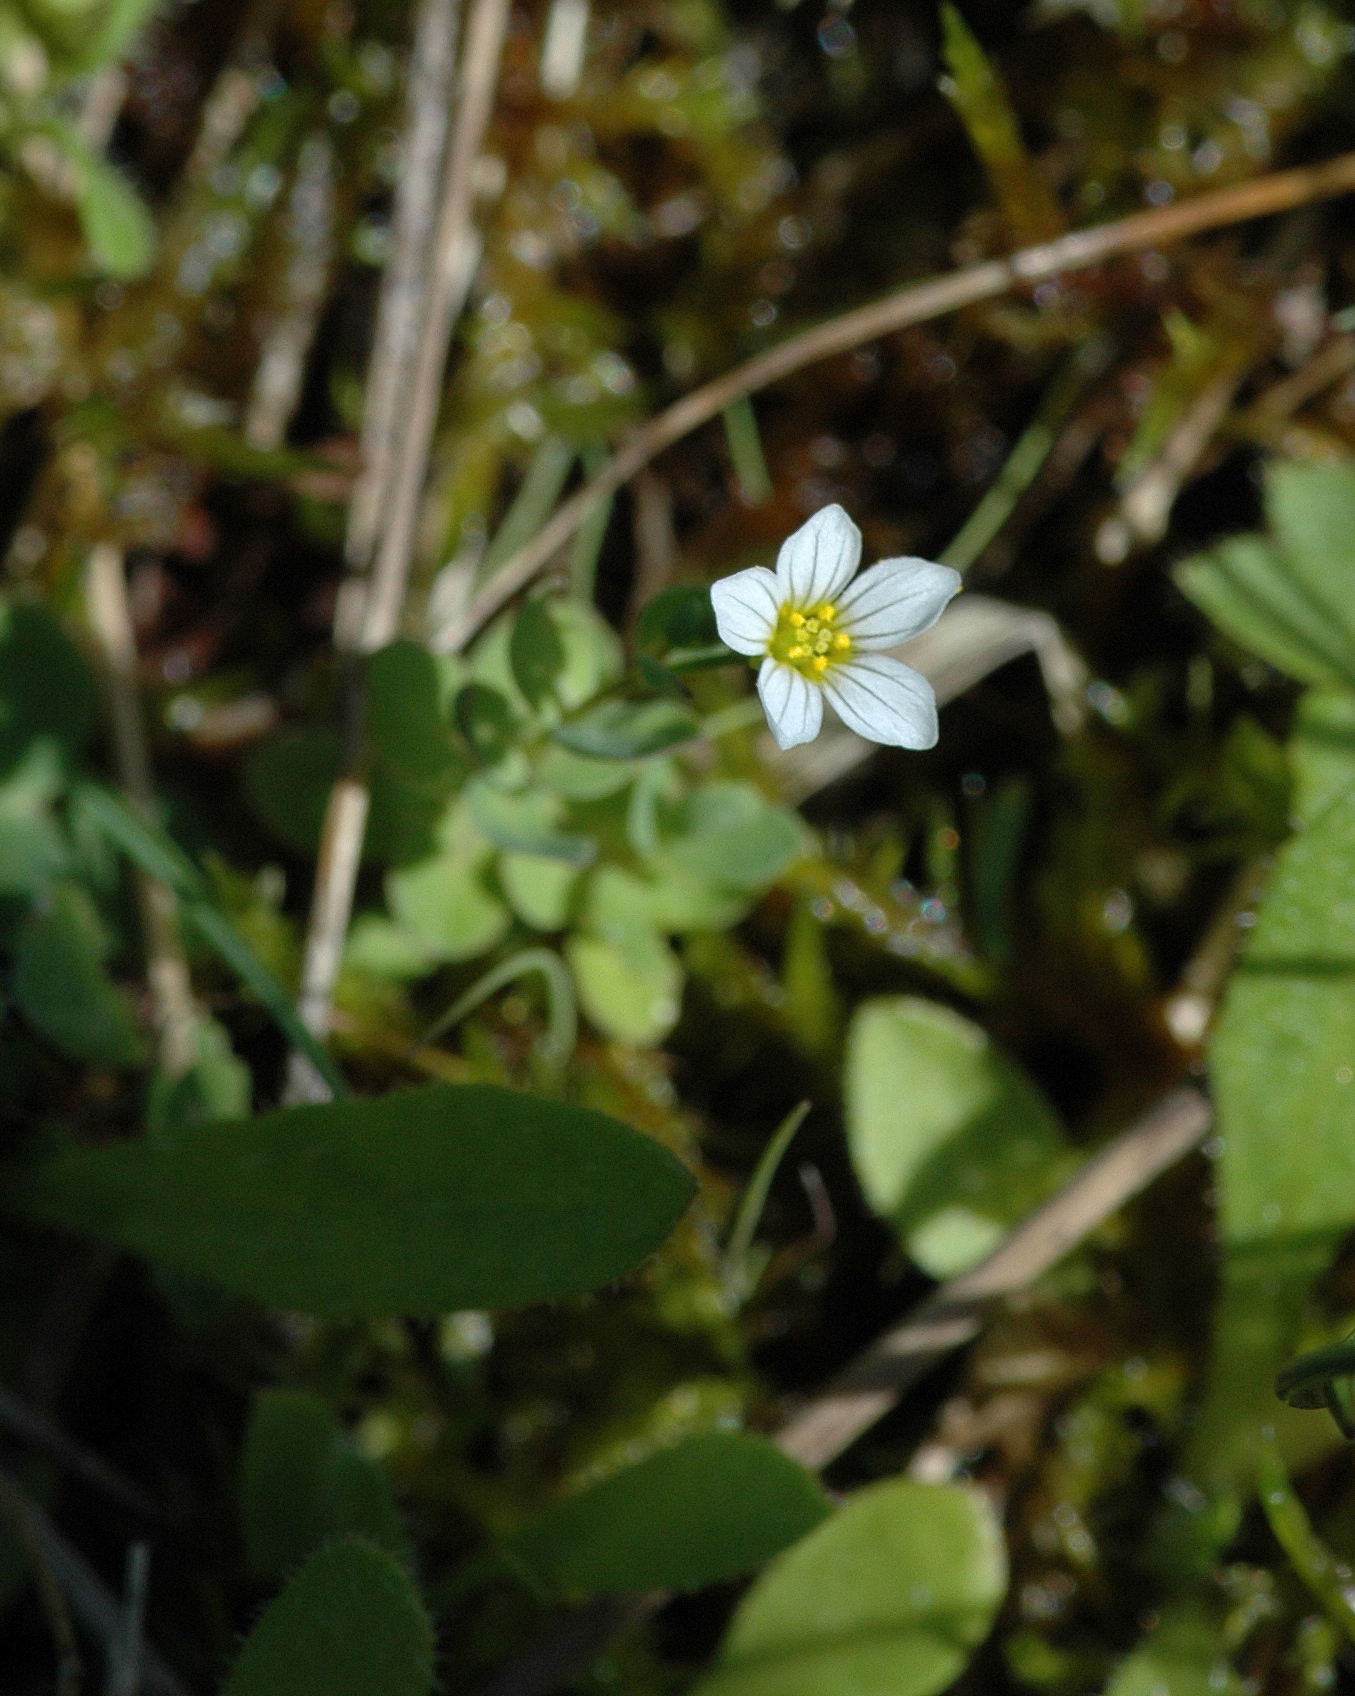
top-left (6, 0), bottom-right (1355, 1689)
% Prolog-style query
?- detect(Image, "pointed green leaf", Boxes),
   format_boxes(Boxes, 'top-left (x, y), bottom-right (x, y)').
top-left (1214, 785), bottom-right (1355, 1246)
top-left (241, 1389), bottom-right (409, 1580)
top-left (76, 150), bottom-right (156, 280)
top-left (4, 1083), bottom-right (694, 1313)
top-left (12, 882), bottom-right (147, 1067)
top-left (220, 1539), bottom-right (433, 1696)
top-left (509, 599), bottom-right (566, 710)
top-left (553, 699), bottom-right (699, 760)
top-left (696, 1478), bottom-right (1007, 1696)
top-left (508, 1432), bottom-right (829, 1597)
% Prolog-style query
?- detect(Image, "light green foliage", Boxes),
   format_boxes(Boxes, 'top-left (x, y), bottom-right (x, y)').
top-left (220, 1538), bottom-right (434, 1696)
top-left (506, 1432), bottom-right (829, 1596)
top-left (386, 841), bottom-right (511, 962)
top-left (509, 597), bottom-right (567, 709)
top-left (70, 140), bottom-right (157, 278)
top-left (1175, 464), bottom-right (1355, 690)
top-left (145, 1014), bottom-right (252, 1138)
top-left (696, 1478), bottom-right (1007, 1696)
top-left (1105, 1606), bottom-right (1242, 1696)
top-left (566, 930), bottom-right (684, 1046)
top-left (240, 1389), bottom-right (409, 1580)
top-left (1213, 785), bottom-right (1355, 1246)
top-left (12, 881), bottom-right (147, 1066)
top-left (0, 741), bottom-right (70, 896)
top-left (1290, 688), bottom-right (1355, 827)
top-left (4, 1083), bottom-right (694, 1313)
top-left (845, 996), bottom-right (1072, 1275)
top-left (553, 697), bottom-right (700, 759)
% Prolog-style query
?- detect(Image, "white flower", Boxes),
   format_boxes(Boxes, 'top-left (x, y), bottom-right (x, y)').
top-left (710, 504), bottom-right (961, 751)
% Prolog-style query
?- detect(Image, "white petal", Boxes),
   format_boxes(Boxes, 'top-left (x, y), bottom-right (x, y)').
top-left (836, 557), bottom-right (962, 651)
top-left (821, 654), bottom-right (938, 748)
top-left (710, 566), bottom-right (781, 656)
top-left (757, 658), bottom-right (823, 750)
top-left (775, 504), bottom-right (860, 606)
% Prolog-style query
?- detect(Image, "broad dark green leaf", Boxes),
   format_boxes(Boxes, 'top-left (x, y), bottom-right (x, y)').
top-left (4, 1083), bottom-right (694, 1314)
top-left (845, 996), bottom-right (1073, 1276)
top-left (241, 1389), bottom-right (409, 1580)
top-left (553, 699), bottom-right (699, 759)
top-left (1213, 785), bottom-right (1355, 1246)
top-left (456, 684), bottom-right (518, 765)
top-left (366, 641), bottom-right (463, 785)
top-left (220, 1539), bottom-right (433, 1696)
top-left (510, 599), bottom-right (566, 710)
top-left (507, 1433), bottom-right (829, 1596)
top-left (242, 729), bottom-right (441, 865)
top-left (696, 1478), bottom-right (1007, 1696)
top-left (0, 599), bottom-right (96, 777)
top-left (635, 584), bottom-right (720, 657)
top-left (12, 883), bottom-right (147, 1067)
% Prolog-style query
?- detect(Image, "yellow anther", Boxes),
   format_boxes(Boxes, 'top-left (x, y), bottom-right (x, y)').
top-left (789, 610), bottom-right (805, 626)
top-left (787, 644), bottom-right (807, 659)
top-left (812, 654), bottom-right (829, 672)
top-left (816, 603), bottom-right (836, 620)
top-left (833, 632), bottom-right (851, 650)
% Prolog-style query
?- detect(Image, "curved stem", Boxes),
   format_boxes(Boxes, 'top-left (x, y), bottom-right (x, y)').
top-left (722, 1100), bottom-right (812, 1304)
top-left (439, 150), bottom-right (1355, 654)
top-left (413, 947), bottom-right (578, 1072)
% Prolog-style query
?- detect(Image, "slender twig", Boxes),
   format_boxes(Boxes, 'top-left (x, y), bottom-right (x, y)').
top-left (362, 0), bottom-right (511, 651)
top-left (0, 1467), bottom-right (83, 1696)
top-left (333, 0), bottom-right (462, 646)
top-left (0, 1383), bottom-right (159, 1523)
top-left (104, 1542), bottom-right (150, 1696)
top-left (438, 149), bottom-right (1355, 653)
top-left (467, 1085), bottom-right (1212, 1696)
top-left (775, 1086), bottom-right (1211, 1468)
top-left (0, 1474), bottom-right (187, 1696)
top-left (84, 543), bottom-right (197, 1079)
top-left (284, 0), bottom-right (511, 1101)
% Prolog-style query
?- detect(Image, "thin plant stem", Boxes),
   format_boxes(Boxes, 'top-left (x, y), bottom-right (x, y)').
top-left (84, 542), bottom-right (198, 1080)
top-left (439, 148), bottom-right (1355, 653)
top-left (1258, 1433), bottom-right (1355, 1646)
top-left (412, 948), bottom-right (578, 1072)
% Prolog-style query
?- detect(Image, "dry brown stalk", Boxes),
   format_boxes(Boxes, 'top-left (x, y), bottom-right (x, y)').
top-left (774, 1086), bottom-right (1211, 1468)
top-left (285, 0), bottom-right (511, 1100)
top-left (84, 543), bottom-right (198, 1080)
top-left (439, 148), bottom-right (1355, 653)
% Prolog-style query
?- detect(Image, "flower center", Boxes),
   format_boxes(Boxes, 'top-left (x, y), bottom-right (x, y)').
top-left (768, 601), bottom-right (853, 678)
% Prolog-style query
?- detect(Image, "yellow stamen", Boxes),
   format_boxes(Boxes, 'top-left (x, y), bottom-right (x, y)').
top-left (769, 599), bottom-right (853, 679)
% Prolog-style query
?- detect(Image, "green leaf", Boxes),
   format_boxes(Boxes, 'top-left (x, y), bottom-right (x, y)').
top-left (845, 997), bottom-right (1071, 1276)
top-left (554, 699), bottom-right (699, 760)
top-left (1290, 687), bottom-right (1355, 828)
top-left (1104, 1606), bottom-right (1241, 1696)
top-left (1213, 784), bottom-right (1355, 1246)
top-left (656, 782), bottom-right (804, 891)
top-left (75, 149), bottom-right (156, 279)
top-left (696, 1478), bottom-right (1007, 1696)
top-left (145, 1014), bottom-right (251, 1138)
top-left (507, 1432), bottom-right (830, 1597)
top-left (0, 743), bottom-right (71, 896)
top-left (509, 599), bottom-right (566, 710)
top-left (220, 1539), bottom-right (433, 1696)
top-left (466, 778), bottom-right (595, 865)
top-left (72, 0), bottom-right (161, 68)
top-left (242, 730), bottom-right (442, 865)
top-left (456, 684), bottom-right (518, 765)
top-left (635, 584), bottom-right (721, 658)
top-left (1266, 460), bottom-right (1355, 592)
top-left (241, 1389), bottom-right (408, 1580)
top-left (386, 852), bottom-right (511, 963)
top-left (499, 851), bottom-right (580, 930)
top-left (366, 641), bottom-right (464, 786)
top-left (1175, 535), bottom-right (1355, 689)
top-left (536, 744), bottom-right (635, 802)
top-left (12, 882), bottom-right (147, 1067)
top-left (4, 1083), bottom-right (695, 1313)
top-left (0, 598), bottom-right (96, 778)
top-left (566, 931), bottom-right (683, 1046)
